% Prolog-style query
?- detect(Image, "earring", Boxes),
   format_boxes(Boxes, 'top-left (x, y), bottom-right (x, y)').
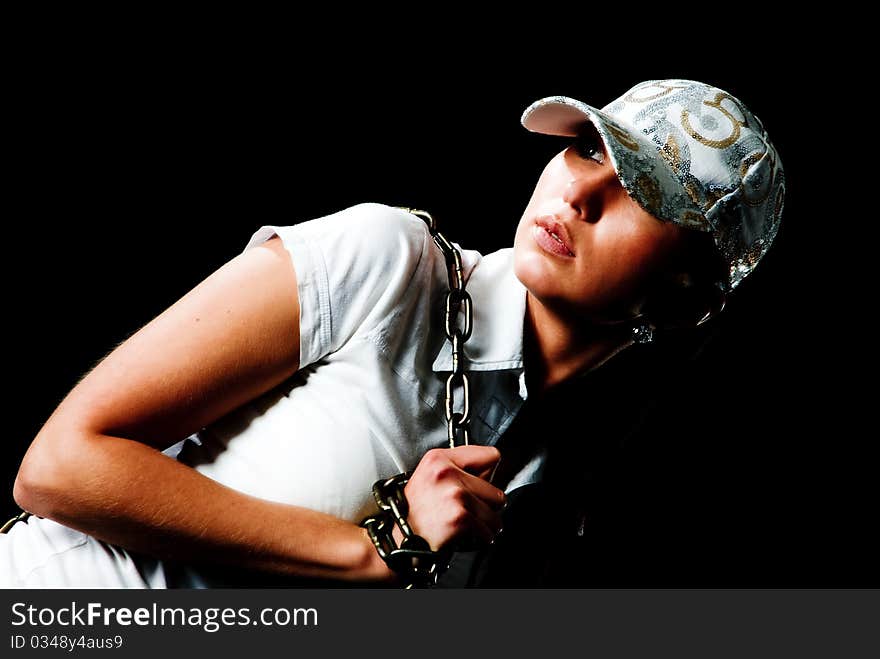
top-left (631, 322), bottom-right (654, 344)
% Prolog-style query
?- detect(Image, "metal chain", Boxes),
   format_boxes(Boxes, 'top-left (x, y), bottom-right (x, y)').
top-left (394, 207), bottom-right (473, 448)
top-left (356, 207), bottom-right (476, 588)
top-left (360, 471), bottom-right (453, 588)
top-left (0, 510), bottom-right (31, 534)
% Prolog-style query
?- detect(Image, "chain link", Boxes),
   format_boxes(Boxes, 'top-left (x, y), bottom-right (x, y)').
top-left (395, 207), bottom-right (473, 448)
top-left (0, 511), bottom-right (31, 534)
top-left (360, 471), bottom-right (453, 588)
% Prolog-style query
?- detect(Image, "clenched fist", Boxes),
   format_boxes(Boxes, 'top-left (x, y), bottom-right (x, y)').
top-left (392, 445), bottom-right (507, 553)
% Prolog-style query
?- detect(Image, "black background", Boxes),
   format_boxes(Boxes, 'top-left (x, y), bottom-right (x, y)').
top-left (4, 36), bottom-right (874, 586)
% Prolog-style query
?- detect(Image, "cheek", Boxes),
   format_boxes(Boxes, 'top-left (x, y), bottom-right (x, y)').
top-left (614, 203), bottom-right (682, 274)
top-left (586, 222), bottom-right (673, 299)
top-left (615, 231), bottom-right (665, 277)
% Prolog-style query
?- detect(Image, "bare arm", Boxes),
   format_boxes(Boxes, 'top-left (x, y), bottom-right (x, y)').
top-left (13, 235), bottom-right (397, 584)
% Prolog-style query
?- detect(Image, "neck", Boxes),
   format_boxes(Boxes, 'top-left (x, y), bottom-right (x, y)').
top-left (522, 291), bottom-right (633, 398)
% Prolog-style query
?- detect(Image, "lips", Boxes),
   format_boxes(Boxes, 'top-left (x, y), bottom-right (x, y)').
top-left (534, 215), bottom-right (575, 256)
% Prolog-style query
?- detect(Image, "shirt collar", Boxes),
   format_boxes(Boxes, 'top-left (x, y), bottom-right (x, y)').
top-left (431, 247), bottom-right (529, 399)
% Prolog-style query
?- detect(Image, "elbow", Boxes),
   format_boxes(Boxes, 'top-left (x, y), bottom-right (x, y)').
top-left (12, 468), bottom-right (38, 516)
top-left (12, 456), bottom-right (62, 518)
top-left (13, 462), bottom-right (47, 519)
top-left (13, 427), bottom-right (88, 519)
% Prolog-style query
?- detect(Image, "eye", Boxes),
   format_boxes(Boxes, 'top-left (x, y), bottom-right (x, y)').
top-left (570, 131), bottom-right (606, 165)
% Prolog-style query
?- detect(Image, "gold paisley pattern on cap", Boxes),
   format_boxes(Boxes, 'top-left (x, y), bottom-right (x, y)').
top-left (705, 187), bottom-right (727, 209)
top-left (742, 240), bottom-right (763, 268)
top-left (740, 150), bottom-right (766, 179)
top-left (742, 172), bottom-right (773, 207)
top-left (741, 151), bottom-right (775, 207)
top-left (684, 181), bottom-right (703, 208)
top-left (679, 210), bottom-right (707, 229)
top-left (603, 122), bottom-right (640, 151)
top-left (681, 92), bottom-right (747, 149)
top-left (635, 174), bottom-right (662, 212)
top-left (686, 181), bottom-right (726, 211)
top-left (624, 82), bottom-right (686, 104)
top-left (773, 186), bottom-right (785, 222)
top-left (659, 134), bottom-right (682, 174)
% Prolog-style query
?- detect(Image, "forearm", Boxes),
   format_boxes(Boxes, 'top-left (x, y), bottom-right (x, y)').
top-left (14, 431), bottom-right (400, 584)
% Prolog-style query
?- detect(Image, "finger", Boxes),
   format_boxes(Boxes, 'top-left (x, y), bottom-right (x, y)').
top-left (464, 496), bottom-right (501, 536)
top-left (458, 470), bottom-right (507, 511)
top-left (455, 501), bottom-right (496, 548)
top-left (446, 445), bottom-right (501, 475)
top-left (475, 456), bottom-right (501, 482)
top-left (462, 490), bottom-right (504, 537)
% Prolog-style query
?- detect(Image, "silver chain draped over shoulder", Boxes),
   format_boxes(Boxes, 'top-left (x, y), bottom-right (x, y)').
top-left (394, 207), bottom-right (473, 448)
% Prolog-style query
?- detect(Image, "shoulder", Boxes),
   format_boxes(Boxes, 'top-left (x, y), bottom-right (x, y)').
top-left (260, 203), bottom-right (437, 355)
top-left (346, 202), bottom-right (430, 236)
top-left (312, 202), bottom-right (430, 274)
top-left (246, 202), bottom-right (434, 278)
top-left (286, 202), bottom-right (429, 246)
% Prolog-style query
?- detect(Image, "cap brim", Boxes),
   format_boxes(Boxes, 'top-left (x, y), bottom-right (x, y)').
top-left (521, 95), bottom-right (710, 233)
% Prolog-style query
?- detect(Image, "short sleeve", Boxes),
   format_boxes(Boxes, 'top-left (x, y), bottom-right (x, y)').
top-left (240, 202), bottom-right (431, 370)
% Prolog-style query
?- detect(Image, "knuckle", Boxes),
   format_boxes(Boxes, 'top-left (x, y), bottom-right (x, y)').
top-left (449, 486), bottom-right (469, 507)
top-left (422, 448), bottom-right (443, 465)
top-left (449, 507), bottom-right (470, 527)
top-left (433, 462), bottom-right (457, 483)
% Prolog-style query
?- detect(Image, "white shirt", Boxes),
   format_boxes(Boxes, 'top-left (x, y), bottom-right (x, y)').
top-left (1, 202), bottom-right (544, 587)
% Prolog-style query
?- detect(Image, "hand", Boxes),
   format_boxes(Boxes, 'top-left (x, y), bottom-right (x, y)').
top-left (399, 445), bottom-right (507, 553)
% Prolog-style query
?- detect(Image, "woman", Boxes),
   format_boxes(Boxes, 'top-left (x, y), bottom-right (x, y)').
top-left (1, 78), bottom-right (784, 588)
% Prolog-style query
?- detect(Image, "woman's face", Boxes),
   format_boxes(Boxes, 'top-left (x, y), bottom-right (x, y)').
top-left (513, 122), bottom-right (692, 325)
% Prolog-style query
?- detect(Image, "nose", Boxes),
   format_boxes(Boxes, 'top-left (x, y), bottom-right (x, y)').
top-left (563, 170), bottom-right (611, 224)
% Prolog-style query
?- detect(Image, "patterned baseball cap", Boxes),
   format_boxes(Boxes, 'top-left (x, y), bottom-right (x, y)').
top-left (520, 79), bottom-right (785, 292)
